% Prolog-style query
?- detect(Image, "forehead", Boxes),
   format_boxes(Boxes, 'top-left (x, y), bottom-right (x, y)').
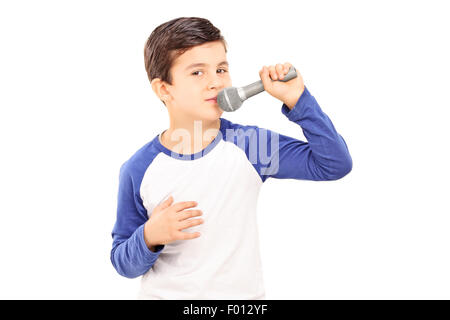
top-left (172, 41), bottom-right (227, 69)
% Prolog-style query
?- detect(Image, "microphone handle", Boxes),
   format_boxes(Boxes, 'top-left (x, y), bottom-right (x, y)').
top-left (241, 66), bottom-right (297, 100)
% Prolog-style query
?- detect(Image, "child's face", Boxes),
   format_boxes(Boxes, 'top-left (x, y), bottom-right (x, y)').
top-left (166, 40), bottom-right (232, 122)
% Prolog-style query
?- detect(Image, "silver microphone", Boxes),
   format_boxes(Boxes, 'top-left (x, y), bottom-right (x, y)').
top-left (217, 65), bottom-right (297, 112)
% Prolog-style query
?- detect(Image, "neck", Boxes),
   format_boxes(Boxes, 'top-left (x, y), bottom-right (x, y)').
top-left (160, 117), bottom-right (221, 155)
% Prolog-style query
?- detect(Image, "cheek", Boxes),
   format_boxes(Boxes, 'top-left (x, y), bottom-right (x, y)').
top-left (177, 89), bottom-right (204, 110)
top-left (224, 76), bottom-right (232, 87)
top-left (175, 86), bottom-right (199, 101)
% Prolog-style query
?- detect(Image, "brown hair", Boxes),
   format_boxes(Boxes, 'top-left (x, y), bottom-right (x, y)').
top-left (144, 17), bottom-right (228, 104)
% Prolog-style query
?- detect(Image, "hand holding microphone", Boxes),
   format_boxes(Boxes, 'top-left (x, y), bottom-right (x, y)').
top-left (217, 62), bottom-right (305, 112)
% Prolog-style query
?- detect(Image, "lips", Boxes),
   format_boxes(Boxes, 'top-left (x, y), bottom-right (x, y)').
top-left (206, 96), bottom-right (217, 102)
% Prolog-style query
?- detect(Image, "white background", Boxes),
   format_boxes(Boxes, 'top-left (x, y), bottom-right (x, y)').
top-left (1, 0), bottom-right (449, 299)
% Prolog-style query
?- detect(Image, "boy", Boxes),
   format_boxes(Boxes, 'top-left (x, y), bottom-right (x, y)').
top-left (110, 17), bottom-right (352, 299)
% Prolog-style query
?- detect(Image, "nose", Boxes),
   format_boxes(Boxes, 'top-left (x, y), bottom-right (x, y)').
top-left (208, 73), bottom-right (224, 90)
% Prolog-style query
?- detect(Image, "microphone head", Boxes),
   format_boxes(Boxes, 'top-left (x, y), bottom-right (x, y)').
top-left (217, 87), bottom-right (244, 112)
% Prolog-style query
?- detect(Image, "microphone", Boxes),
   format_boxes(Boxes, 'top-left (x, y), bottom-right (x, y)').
top-left (217, 65), bottom-right (298, 112)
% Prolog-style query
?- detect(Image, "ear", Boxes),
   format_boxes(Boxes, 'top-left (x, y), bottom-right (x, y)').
top-left (151, 78), bottom-right (171, 102)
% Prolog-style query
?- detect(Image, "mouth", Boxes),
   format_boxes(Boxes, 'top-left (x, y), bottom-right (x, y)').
top-left (206, 97), bottom-right (218, 103)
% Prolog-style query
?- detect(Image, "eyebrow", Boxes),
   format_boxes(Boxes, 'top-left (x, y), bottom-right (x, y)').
top-left (185, 61), bottom-right (229, 71)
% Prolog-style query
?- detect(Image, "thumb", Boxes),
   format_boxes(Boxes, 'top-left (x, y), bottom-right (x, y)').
top-left (259, 66), bottom-right (273, 92)
top-left (159, 195), bottom-right (174, 210)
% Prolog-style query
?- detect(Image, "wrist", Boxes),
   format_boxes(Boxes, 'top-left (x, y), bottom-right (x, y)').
top-left (283, 87), bottom-right (304, 110)
top-left (143, 221), bottom-right (156, 248)
top-left (283, 95), bottom-right (299, 110)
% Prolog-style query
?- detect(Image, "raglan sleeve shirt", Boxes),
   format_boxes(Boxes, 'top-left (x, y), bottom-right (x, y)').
top-left (110, 85), bottom-right (352, 279)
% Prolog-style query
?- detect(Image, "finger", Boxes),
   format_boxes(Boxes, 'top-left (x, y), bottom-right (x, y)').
top-left (269, 65), bottom-right (278, 80)
top-left (178, 217), bottom-right (204, 230)
top-left (276, 64), bottom-right (284, 79)
top-left (283, 62), bottom-right (292, 73)
top-left (176, 230), bottom-right (201, 240)
top-left (172, 200), bottom-right (198, 212)
top-left (159, 195), bottom-right (174, 209)
top-left (177, 209), bottom-right (203, 221)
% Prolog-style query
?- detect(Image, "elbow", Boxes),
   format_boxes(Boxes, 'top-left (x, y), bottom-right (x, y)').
top-left (337, 159), bottom-right (353, 179)
top-left (118, 270), bottom-right (142, 279)
top-left (110, 247), bottom-right (143, 279)
top-left (327, 155), bottom-right (353, 180)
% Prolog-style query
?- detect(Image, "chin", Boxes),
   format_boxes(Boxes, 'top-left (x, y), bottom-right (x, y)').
top-left (201, 104), bottom-right (223, 121)
top-left (201, 114), bottom-right (221, 123)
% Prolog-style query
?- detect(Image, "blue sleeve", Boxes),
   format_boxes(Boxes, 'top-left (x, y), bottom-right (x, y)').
top-left (259, 86), bottom-right (353, 182)
top-left (110, 162), bottom-right (164, 279)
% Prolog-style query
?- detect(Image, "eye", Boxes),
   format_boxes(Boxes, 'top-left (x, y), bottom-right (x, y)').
top-left (191, 69), bottom-right (228, 76)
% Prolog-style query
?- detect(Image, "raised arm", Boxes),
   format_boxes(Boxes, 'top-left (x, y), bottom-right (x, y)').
top-left (259, 85), bottom-right (352, 182)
